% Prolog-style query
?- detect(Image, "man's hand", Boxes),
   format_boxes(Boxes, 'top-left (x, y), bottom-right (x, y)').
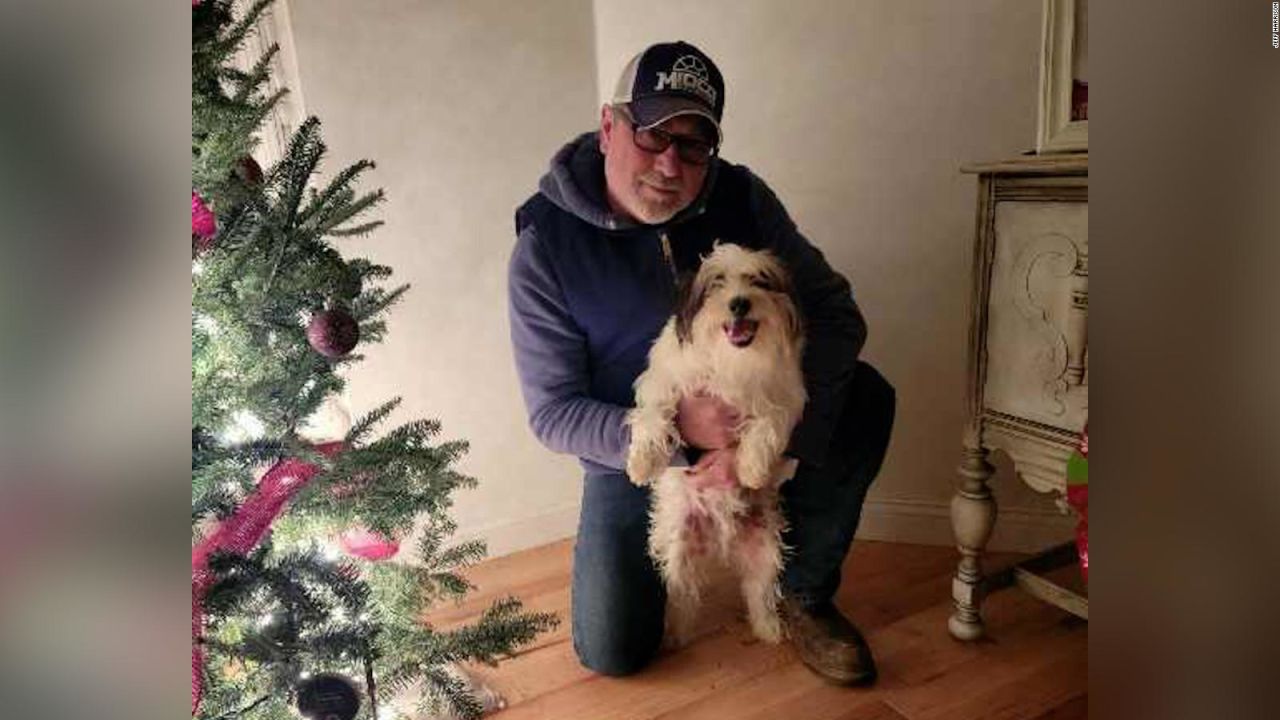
top-left (686, 446), bottom-right (739, 489)
top-left (676, 390), bottom-right (741, 450)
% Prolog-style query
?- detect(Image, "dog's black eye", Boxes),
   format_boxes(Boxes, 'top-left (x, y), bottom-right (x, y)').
top-left (750, 275), bottom-right (774, 290)
top-left (709, 273), bottom-right (726, 288)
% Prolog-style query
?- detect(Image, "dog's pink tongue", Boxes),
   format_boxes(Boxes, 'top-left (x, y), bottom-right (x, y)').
top-left (726, 319), bottom-right (757, 345)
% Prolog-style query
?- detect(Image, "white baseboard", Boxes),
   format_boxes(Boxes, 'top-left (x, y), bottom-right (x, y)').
top-left (856, 497), bottom-right (1075, 554)
top-left (453, 496), bottom-right (1073, 561)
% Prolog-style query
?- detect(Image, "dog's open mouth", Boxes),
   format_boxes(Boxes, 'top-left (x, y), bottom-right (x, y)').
top-left (724, 319), bottom-right (759, 347)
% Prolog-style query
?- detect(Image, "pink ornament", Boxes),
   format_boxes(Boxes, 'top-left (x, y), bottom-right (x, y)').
top-left (339, 527), bottom-right (400, 561)
top-left (192, 190), bottom-right (216, 239)
top-left (307, 308), bottom-right (360, 358)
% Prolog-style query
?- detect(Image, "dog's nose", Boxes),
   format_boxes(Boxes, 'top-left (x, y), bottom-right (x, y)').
top-left (729, 296), bottom-right (751, 318)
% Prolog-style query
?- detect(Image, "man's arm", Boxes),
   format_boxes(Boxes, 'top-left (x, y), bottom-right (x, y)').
top-left (746, 170), bottom-right (867, 468)
top-left (507, 225), bottom-right (630, 470)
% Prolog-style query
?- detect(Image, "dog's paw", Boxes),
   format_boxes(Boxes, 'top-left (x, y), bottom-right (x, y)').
top-left (750, 611), bottom-right (785, 644)
top-left (628, 422), bottom-right (679, 485)
top-left (626, 449), bottom-right (662, 486)
top-left (663, 628), bottom-right (693, 650)
top-left (663, 598), bottom-right (699, 650)
top-left (739, 470), bottom-right (768, 490)
top-left (736, 457), bottom-right (771, 490)
top-left (735, 443), bottom-right (778, 490)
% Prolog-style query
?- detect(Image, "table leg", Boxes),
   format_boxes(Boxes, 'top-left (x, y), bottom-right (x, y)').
top-left (949, 442), bottom-right (997, 640)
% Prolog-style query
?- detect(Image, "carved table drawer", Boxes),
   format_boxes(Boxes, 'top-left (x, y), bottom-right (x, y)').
top-left (948, 155), bottom-right (1087, 640)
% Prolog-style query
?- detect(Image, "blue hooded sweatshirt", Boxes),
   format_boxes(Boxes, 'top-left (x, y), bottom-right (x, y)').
top-left (509, 132), bottom-right (866, 477)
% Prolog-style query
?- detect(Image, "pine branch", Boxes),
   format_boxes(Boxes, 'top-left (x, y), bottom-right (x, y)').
top-left (297, 159), bottom-right (378, 230)
top-left (270, 116), bottom-right (326, 228)
top-left (354, 283), bottom-right (409, 322)
top-left (373, 660), bottom-right (426, 699)
top-left (345, 398), bottom-right (402, 445)
top-left (208, 693), bottom-right (272, 720)
top-left (358, 262), bottom-right (394, 281)
top-left (427, 571), bottom-right (474, 600)
top-left (212, 0), bottom-right (275, 65)
top-left (436, 539), bottom-right (488, 572)
top-left (307, 627), bottom-right (373, 660)
top-left (316, 188), bottom-right (387, 238)
top-left (446, 598), bottom-right (559, 666)
top-left (422, 666), bottom-right (485, 720)
top-left (193, 486), bottom-right (237, 525)
top-left (229, 42), bottom-right (280, 105)
top-left (326, 220), bottom-right (384, 238)
top-left (294, 558), bottom-right (370, 614)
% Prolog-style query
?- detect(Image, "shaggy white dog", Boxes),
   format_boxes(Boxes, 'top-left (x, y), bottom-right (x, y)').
top-left (626, 243), bottom-right (806, 646)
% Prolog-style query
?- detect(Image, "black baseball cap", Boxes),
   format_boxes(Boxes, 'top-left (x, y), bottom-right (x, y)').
top-left (610, 41), bottom-right (725, 145)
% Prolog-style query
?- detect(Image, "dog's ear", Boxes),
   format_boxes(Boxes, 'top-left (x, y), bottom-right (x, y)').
top-left (675, 270), bottom-right (707, 345)
top-left (764, 256), bottom-right (804, 342)
top-left (782, 287), bottom-right (805, 343)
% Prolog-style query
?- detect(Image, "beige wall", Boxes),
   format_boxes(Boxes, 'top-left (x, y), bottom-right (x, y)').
top-left (286, 0), bottom-right (598, 556)
top-left (287, 0), bottom-right (1072, 557)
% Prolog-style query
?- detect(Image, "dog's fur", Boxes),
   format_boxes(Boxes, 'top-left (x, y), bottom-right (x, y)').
top-left (626, 243), bottom-right (806, 646)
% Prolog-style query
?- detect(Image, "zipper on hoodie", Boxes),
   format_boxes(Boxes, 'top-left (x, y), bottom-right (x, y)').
top-left (658, 231), bottom-right (678, 285)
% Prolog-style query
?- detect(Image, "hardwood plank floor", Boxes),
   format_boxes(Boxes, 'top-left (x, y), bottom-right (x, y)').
top-left (423, 539), bottom-right (1087, 720)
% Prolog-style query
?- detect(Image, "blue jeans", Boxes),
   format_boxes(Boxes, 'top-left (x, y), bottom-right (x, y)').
top-left (571, 361), bottom-right (896, 675)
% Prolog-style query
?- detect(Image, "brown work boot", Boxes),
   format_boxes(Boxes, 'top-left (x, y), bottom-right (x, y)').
top-left (781, 596), bottom-right (877, 686)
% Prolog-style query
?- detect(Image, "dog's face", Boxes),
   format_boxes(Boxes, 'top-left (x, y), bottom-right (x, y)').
top-left (676, 244), bottom-right (802, 354)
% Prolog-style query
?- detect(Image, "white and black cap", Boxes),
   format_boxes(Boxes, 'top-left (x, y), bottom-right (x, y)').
top-left (610, 41), bottom-right (724, 145)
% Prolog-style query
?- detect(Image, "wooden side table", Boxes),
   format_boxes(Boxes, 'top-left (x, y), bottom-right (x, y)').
top-left (949, 154), bottom-right (1088, 641)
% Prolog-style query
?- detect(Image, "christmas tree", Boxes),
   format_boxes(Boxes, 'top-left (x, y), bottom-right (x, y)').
top-left (191, 2), bottom-right (556, 718)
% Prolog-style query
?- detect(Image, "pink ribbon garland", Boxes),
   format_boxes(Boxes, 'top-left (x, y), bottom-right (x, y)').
top-left (191, 190), bottom-right (217, 239)
top-left (191, 441), bottom-right (343, 715)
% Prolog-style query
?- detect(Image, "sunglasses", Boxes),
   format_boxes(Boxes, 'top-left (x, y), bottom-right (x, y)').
top-left (614, 105), bottom-right (718, 166)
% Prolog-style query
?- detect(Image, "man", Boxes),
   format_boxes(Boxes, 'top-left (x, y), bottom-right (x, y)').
top-left (508, 41), bottom-right (895, 685)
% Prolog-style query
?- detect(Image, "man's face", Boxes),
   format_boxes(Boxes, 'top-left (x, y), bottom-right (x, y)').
top-left (600, 105), bottom-right (714, 225)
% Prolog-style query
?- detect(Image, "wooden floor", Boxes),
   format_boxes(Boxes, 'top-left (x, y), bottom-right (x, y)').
top-left (424, 538), bottom-right (1087, 720)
